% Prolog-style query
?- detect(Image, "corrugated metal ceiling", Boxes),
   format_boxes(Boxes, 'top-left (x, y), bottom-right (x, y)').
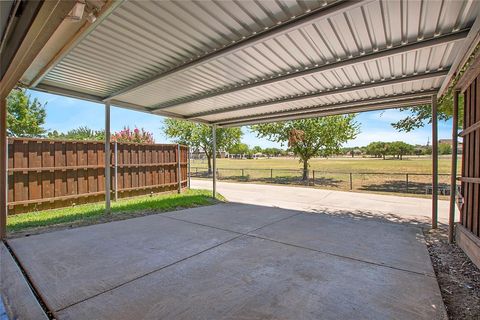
top-left (32, 0), bottom-right (480, 126)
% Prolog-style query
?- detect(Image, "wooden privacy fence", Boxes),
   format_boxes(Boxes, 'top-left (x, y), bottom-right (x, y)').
top-left (7, 138), bottom-right (189, 214)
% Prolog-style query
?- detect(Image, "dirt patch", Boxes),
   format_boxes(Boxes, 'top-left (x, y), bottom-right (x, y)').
top-left (424, 227), bottom-right (480, 319)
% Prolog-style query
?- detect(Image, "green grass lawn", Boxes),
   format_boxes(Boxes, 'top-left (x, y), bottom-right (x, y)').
top-left (8, 189), bottom-right (221, 233)
top-left (191, 155), bottom-right (456, 174)
top-left (190, 156), bottom-right (456, 199)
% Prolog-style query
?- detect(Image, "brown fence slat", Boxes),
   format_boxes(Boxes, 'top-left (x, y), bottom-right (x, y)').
top-left (7, 138), bottom-right (188, 214)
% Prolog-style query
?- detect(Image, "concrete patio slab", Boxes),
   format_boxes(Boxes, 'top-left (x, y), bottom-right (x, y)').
top-left (0, 243), bottom-right (48, 320)
top-left (191, 179), bottom-right (453, 225)
top-left (58, 236), bottom-right (445, 320)
top-left (7, 213), bottom-right (237, 312)
top-left (250, 212), bottom-right (435, 275)
top-left (163, 202), bottom-right (299, 233)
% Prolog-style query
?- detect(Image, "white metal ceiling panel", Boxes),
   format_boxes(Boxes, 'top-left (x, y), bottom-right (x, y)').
top-left (33, 0), bottom-right (480, 125)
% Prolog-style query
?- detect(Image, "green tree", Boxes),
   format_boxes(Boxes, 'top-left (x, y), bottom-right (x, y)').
top-left (387, 141), bottom-right (414, 160)
top-left (438, 143), bottom-right (452, 155)
top-left (228, 143), bottom-right (250, 155)
top-left (47, 126), bottom-right (105, 141)
top-left (7, 88), bottom-right (47, 137)
top-left (251, 146), bottom-right (263, 154)
top-left (251, 115), bottom-right (359, 180)
top-left (365, 142), bottom-right (388, 159)
top-left (163, 119), bottom-right (242, 173)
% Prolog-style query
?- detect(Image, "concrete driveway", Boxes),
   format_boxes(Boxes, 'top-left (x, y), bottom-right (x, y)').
top-left (192, 179), bottom-right (452, 226)
top-left (3, 194), bottom-right (446, 319)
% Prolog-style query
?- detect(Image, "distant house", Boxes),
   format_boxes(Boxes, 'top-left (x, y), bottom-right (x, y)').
top-left (438, 139), bottom-right (463, 153)
top-left (191, 149), bottom-right (227, 159)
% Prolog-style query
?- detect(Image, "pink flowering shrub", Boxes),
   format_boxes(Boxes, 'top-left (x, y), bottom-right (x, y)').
top-left (112, 126), bottom-right (154, 144)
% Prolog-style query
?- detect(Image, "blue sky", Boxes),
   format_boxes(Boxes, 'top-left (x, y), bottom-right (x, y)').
top-left (28, 90), bottom-right (453, 149)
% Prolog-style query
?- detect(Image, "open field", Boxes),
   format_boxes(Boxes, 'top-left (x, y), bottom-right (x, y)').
top-left (191, 156), bottom-right (457, 199)
top-left (191, 155), bottom-right (455, 174)
top-left (7, 189), bottom-right (221, 234)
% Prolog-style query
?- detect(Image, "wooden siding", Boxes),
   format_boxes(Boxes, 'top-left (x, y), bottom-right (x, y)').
top-left (7, 138), bottom-right (188, 214)
top-left (461, 75), bottom-right (480, 237)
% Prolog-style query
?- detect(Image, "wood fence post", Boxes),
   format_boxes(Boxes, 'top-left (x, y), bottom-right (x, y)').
top-left (0, 96), bottom-right (6, 239)
top-left (349, 173), bottom-right (353, 190)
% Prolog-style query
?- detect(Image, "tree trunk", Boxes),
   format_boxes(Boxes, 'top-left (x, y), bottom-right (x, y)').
top-left (382, 154), bottom-right (385, 160)
top-left (206, 154), bottom-right (212, 174)
top-left (302, 159), bottom-right (309, 181)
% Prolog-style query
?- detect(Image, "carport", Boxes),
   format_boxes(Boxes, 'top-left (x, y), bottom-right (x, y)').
top-left (0, 0), bottom-right (479, 319)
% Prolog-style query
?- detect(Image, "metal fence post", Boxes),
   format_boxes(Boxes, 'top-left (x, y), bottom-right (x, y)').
top-left (349, 173), bottom-right (353, 190)
top-left (177, 144), bottom-right (181, 194)
top-left (114, 141), bottom-right (118, 201)
top-left (405, 173), bottom-right (409, 193)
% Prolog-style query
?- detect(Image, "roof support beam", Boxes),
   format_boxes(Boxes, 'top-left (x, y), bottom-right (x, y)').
top-left (0, 0), bottom-right (76, 98)
top-left (104, 0), bottom-right (368, 101)
top-left (29, 1), bottom-right (125, 87)
top-left (152, 30), bottom-right (468, 111)
top-left (215, 91), bottom-right (437, 126)
top-left (185, 69), bottom-right (448, 120)
top-left (219, 95), bottom-right (434, 127)
top-left (30, 84), bottom-right (206, 123)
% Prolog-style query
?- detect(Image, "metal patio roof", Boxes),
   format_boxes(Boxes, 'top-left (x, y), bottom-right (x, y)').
top-left (22, 0), bottom-right (480, 126)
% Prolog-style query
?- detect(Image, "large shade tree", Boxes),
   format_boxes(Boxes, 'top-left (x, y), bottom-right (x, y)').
top-left (251, 115), bottom-right (359, 180)
top-left (163, 119), bottom-right (242, 173)
top-left (7, 88), bottom-right (47, 137)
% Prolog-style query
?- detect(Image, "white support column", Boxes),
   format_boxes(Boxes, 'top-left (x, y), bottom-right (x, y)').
top-left (212, 124), bottom-right (217, 199)
top-left (0, 95), bottom-right (7, 239)
top-left (114, 141), bottom-right (118, 202)
top-left (105, 102), bottom-right (111, 213)
top-left (449, 90), bottom-right (460, 243)
top-left (432, 95), bottom-right (438, 229)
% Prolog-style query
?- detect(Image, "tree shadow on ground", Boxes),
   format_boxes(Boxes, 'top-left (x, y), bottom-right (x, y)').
top-left (305, 206), bottom-right (447, 229)
top-left (359, 180), bottom-right (450, 195)
top-left (215, 175), bottom-right (342, 188)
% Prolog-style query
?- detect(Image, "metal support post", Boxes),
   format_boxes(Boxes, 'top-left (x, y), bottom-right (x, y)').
top-left (212, 125), bottom-right (217, 199)
top-left (177, 144), bottom-right (182, 193)
top-left (114, 141), bottom-right (118, 201)
top-left (432, 95), bottom-right (439, 229)
top-left (449, 91), bottom-right (459, 242)
top-left (105, 102), bottom-right (111, 214)
top-left (187, 148), bottom-right (191, 188)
